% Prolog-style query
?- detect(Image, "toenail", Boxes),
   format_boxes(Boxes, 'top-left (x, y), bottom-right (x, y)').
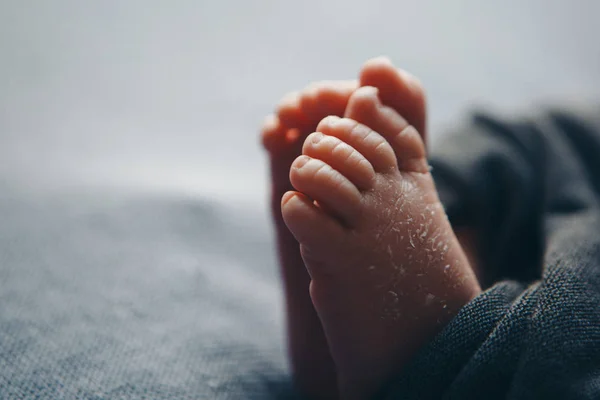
top-left (330, 116), bottom-right (348, 127)
top-left (333, 117), bottom-right (356, 129)
top-left (398, 68), bottom-right (416, 83)
top-left (293, 155), bottom-right (310, 169)
top-left (358, 86), bottom-right (378, 96)
top-left (317, 115), bottom-right (340, 131)
top-left (354, 86), bottom-right (379, 102)
top-left (262, 114), bottom-right (277, 129)
top-left (310, 132), bottom-right (324, 144)
top-left (375, 55), bottom-right (393, 65)
top-left (281, 192), bottom-right (298, 207)
top-left (366, 55), bottom-right (393, 68)
top-left (323, 115), bottom-right (340, 124)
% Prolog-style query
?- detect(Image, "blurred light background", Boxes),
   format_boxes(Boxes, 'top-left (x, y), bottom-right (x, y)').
top-left (2, 0), bottom-right (599, 207)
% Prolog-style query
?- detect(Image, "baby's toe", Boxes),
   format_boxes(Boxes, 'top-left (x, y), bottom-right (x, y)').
top-left (276, 90), bottom-right (311, 130)
top-left (315, 116), bottom-right (398, 173)
top-left (344, 86), bottom-right (428, 173)
top-left (276, 80), bottom-right (358, 131)
top-left (289, 155), bottom-right (363, 226)
top-left (299, 80), bottom-right (357, 125)
top-left (359, 56), bottom-right (427, 143)
top-left (260, 114), bottom-right (286, 152)
top-left (302, 131), bottom-right (375, 191)
top-left (281, 191), bottom-right (345, 252)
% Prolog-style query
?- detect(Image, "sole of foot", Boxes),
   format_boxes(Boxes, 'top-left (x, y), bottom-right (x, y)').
top-left (262, 56), bottom-right (455, 399)
top-left (281, 85), bottom-right (481, 399)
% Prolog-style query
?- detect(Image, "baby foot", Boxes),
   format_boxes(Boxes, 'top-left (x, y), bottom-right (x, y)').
top-left (281, 87), bottom-right (481, 399)
top-left (261, 80), bottom-right (357, 399)
top-left (358, 56), bottom-right (428, 145)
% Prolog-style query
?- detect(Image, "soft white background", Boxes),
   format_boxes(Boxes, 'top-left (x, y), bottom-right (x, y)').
top-left (1, 0), bottom-right (599, 206)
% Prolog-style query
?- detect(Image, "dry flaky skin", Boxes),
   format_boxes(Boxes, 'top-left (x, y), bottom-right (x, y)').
top-left (262, 57), bottom-right (481, 400)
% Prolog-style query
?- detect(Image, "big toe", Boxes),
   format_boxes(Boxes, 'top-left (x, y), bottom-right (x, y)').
top-left (359, 56), bottom-right (427, 144)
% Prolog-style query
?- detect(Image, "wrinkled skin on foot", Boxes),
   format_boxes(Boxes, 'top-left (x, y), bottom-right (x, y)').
top-left (263, 57), bottom-right (479, 399)
top-left (282, 86), bottom-right (481, 399)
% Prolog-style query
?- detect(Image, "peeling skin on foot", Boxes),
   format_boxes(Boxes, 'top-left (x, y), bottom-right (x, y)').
top-left (381, 290), bottom-right (403, 320)
top-left (392, 263), bottom-right (405, 275)
top-left (408, 233), bottom-right (416, 249)
top-left (275, 64), bottom-right (482, 399)
top-left (425, 293), bottom-right (436, 306)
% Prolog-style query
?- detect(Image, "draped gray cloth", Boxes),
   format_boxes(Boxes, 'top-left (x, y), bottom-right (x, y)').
top-left (0, 189), bottom-right (296, 399)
